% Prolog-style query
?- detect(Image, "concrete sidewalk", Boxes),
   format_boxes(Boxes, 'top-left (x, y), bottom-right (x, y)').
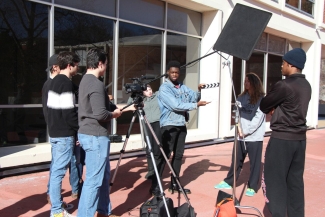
top-left (0, 128), bottom-right (324, 217)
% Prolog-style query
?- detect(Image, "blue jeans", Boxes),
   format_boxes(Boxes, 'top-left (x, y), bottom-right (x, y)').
top-left (49, 136), bottom-right (74, 215)
top-left (77, 133), bottom-right (112, 217)
top-left (47, 143), bottom-right (83, 195)
top-left (69, 145), bottom-right (83, 194)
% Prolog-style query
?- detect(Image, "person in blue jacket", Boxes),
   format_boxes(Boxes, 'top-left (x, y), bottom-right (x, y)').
top-left (154, 60), bottom-right (209, 195)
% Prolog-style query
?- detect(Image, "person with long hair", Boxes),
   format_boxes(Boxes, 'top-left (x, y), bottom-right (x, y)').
top-left (215, 72), bottom-right (266, 197)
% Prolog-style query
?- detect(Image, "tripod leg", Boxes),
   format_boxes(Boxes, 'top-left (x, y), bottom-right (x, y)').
top-left (142, 115), bottom-right (192, 207)
top-left (138, 111), bottom-right (171, 217)
top-left (109, 111), bottom-right (137, 192)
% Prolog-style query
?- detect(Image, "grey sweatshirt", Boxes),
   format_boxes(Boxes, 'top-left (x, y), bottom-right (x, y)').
top-left (127, 92), bottom-right (160, 123)
top-left (237, 93), bottom-right (265, 142)
top-left (78, 74), bottom-right (113, 136)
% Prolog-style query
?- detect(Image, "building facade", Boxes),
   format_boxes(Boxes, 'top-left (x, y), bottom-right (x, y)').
top-left (0, 0), bottom-right (323, 169)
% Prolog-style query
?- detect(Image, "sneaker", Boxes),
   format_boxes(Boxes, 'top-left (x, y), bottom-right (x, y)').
top-left (214, 181), bottom-right (232, 189)
top-left (50, 209), bottom-right (75, 217)
top-left (245, 188), bottom-right (256, 197)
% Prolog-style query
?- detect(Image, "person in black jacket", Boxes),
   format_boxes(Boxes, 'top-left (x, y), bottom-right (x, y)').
top-left (42, 54), bottom-right (84, 206)
top-left (260, 48), bottom-right (311, 217)
top-left (47, 51), bottom-right (80, 217)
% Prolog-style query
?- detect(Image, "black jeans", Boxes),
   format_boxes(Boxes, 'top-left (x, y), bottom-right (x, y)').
top-left (264, 137), bottom-right (306, 217)
top-left (144, 121), bottom-right (162, 175)
top-left (155, 125), bottom-right (187, 186)
top-left (224, 141), bottom-right (263, 192)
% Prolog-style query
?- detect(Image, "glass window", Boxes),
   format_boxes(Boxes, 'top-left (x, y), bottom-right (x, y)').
top-left (267, 54), bottom-right (282, 93)
top-left (166, 33), bottom-right (200, 129)
top-left (268, 35), bottom-right (286, 55)
top-left (54, 0), bottom-right (116, 17)
top-left (0, 0), bottom-right (48, 105)
top-left (286, 0), bottom-right (314, 15)
top-left (54, 8), bottom-right (114, 87)
top-left (301, 0), bottom-right (314, 15)
top-left (119, 0), bottom-right (164, 28)
top-left (246, 52), bottom-right (264, 83)
top-left (117, 22), bottom-right (162, 135)
top-left (167, 4), bottom-right (201, 36)
top-left (0, 107), bottom-right (47, 146)
top-left (255, 32), bottom-right (267, 51)
top-left (286, 0), bottom-right (299, 8)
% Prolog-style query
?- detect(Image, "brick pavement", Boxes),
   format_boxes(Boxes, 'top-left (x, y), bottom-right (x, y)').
top-left (0, 128), bottom-right (324, 217)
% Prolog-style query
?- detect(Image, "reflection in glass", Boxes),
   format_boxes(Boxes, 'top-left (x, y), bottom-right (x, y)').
top-left (246, 52), bottom-right (264, 84)
top-left (54, 0), bottom-right (116, 17)
top-left (286, 0), bottom-right (299, 8)
top-left (0, 107), bottom-right (47, 146)
top-left (54, 8), bottom-right (114, 87)
top-left (301, 0), bottom-right (313, 15)
top-left (120, 0), bottom-right (164, 27)
top-left (286, 0), bottom-right (314, 15)
top-left (255, 33), bottom-right (267, 51)
top-left (167, 4), bottom-right (201, 36)
top-left (267, 54), bottom-right (282, 93)
top-left (268, 35), bottom-right (285, 55)
top-left (266, 54), bottom-right (282, 122)
top-left (166, 33), bottom-right (200, 129)
top-left (117, 22), bottom-right (162, 135)
top-left (0, 0), bottom-right (48, 105)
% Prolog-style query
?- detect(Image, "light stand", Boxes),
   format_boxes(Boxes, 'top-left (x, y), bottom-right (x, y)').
top-left (223, 60), bottom-right (263, 217)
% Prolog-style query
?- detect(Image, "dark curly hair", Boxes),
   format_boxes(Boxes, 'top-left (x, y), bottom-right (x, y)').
top-left (167, 61), bottom-right (180, 71)
top-left (239, 72), bottom-right (265, 105)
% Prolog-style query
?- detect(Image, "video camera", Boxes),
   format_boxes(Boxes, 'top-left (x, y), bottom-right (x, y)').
top-left (124, 74), bottom-right (156, 106)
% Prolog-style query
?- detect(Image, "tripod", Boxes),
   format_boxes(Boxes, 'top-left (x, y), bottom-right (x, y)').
top-left (109, 101), bottom-right (194, 217)
top-left (224, 60), bottom-right (263, 217)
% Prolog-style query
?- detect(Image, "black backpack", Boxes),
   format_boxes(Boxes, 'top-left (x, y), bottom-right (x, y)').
top-left (140, 196), bottom-right (175, 217)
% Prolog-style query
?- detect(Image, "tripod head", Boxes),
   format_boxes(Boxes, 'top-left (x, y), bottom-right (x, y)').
top-left (124, 75), bottom-right (151, 108)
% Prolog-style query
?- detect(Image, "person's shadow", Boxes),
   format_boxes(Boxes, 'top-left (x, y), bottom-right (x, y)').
top-left (0, 191), bottom-right (78, 217)
top-left (109, 156), bottom-right (156, 215)
top-left (109, 156), bottom-right (149, 195)
top-left (181, 157), bottom-right (231, 187)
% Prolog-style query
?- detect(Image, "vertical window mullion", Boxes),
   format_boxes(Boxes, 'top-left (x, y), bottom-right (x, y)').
top-left (111, 0), bottom-right (120, 135)
top-left (264, 53), bottom-right (268, 93)
top-left (299, 0), bottom-right (301, 10)
top-left (241, 60), bottom-right (246, 93)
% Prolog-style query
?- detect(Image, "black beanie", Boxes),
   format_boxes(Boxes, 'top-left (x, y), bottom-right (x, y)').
top-left (283, 48), bottom-right (306, 70)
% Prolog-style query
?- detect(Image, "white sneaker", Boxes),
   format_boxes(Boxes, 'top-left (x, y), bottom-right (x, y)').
top-left (50, 209), bottom-right (76, 217)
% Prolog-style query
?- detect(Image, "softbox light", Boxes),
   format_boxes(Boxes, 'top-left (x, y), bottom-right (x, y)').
top-left (213, 4), bottom-right (272, 60)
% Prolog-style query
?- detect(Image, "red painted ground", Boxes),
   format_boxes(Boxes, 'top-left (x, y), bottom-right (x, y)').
top-left (0, 128), bottom-right (324, 217)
